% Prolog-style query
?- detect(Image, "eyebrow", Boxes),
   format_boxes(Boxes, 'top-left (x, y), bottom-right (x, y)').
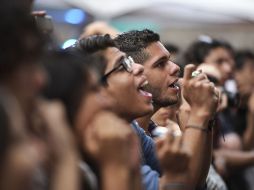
top-left (112, 55), bottom-right (125, 68)
top-left (153, 55), bottom-right (170, 66)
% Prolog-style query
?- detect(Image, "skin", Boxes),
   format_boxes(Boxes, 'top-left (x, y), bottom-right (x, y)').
top-left (234, 60), bottom-right (254, 98)
top-left (102, 47), bottom-right (154, 122)
top-left (142, 42), bottom-right (180, 109)
top-left (204, 47), bottom-right (234, 83)
top-left (1, 62), bottom-right (47, 115)
top-left (136, 40), bottom-right (218, 188)
top-left (234, 61), bottom-right (254, 150)
top-left (74, 50), bottom-right (147, 190)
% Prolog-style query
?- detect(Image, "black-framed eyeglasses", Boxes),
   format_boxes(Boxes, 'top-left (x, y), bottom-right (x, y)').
top-left (101, 56), bottom-right (134, 84)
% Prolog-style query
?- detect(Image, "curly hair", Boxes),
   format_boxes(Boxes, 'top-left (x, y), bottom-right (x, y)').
top-left (114, 29), bottom-right (160, 64)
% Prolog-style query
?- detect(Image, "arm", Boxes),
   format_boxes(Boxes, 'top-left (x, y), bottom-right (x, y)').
top-left (180, 65), bottom-right (219, 188)
top-left (242, 93), bottom-right (254, 150)
top-left (214, 149), bottom-right (254, 169)
top-left (83, 112), bottom-right (142, 190)
top-left (37, 101), bottom-right (80, 190)
top-left (183, 113), bottom-right (213, 188)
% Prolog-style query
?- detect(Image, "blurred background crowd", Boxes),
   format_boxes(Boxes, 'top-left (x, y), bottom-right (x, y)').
top-left (0, 0), bottom-right (254, 190)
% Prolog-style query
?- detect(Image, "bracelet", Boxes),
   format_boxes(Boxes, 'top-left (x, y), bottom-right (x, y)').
top-left (162, 183), bottom-right (187, 190)
top-left (185, 125), bottom-right (209, 132)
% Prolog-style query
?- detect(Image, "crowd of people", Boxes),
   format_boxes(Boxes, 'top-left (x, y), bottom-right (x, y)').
top-left (1, 1), bottom-right (254, 190)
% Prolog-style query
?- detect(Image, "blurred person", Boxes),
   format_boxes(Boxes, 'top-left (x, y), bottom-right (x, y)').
top-left (42, 50), bottom-right (143, 190)
top-left (183, 38), bottom-right (241, 149)
top-left (0, 2), bottom-right (80, 190)
top-left (234, 50), bottom-right (254, 147)
top-left (115, 29), bottom-right (219, 189)
top-left (184, 37), bottom-right (234, 84)
top-left (184, 39), bottom-right (254, 189)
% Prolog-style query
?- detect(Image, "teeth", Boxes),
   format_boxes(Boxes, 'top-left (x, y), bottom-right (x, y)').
top-left (141, 80), bottom-right (148, 87)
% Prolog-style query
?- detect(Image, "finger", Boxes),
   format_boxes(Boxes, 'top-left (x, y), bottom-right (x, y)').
top-left (183, 64), bottom-right (196, 80)
top-left (165, 130), bottom-right (175, 144)
top-left (155, 137), bottom-right (165, 150)
top-left (193, 73), bottom-right (208, 81)
top-left (177, 78), bottom-right (183, 87)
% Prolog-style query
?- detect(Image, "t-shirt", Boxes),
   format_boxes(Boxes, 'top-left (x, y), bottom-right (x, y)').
top-left (131, 120), bottom-right (161, 174)
top-left (131, 121), bottom-right (161, 190)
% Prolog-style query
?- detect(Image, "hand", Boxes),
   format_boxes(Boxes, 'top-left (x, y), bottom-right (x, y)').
top-left (182, 64), bottom-right (219, 118)
top-left (156, 131), bottom-right (190, 175)
top-left (36, 100), bottom-right (78, 160)
top-left (83, 111), bottom-right (140, 169)
top-left (176, 79), bottom-right (191, 130)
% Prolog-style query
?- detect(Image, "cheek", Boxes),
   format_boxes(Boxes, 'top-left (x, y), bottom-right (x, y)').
top-left (109, 76), bottom-right (135, 98)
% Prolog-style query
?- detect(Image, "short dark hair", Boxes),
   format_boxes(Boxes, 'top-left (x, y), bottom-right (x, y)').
top-left (235, 50), bottom-right (254, 70)
top-left (0, 0), bottom-right (44, 79)
top-left (114, 29), bottom-right (160, 64)
top-left (184, 39), bottom-right (233, 66)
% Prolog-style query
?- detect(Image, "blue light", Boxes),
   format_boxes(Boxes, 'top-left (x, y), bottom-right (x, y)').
top-left (65, 9), bottom-right (85, 24)
top-left (62, 39), bottom-right (77, 49)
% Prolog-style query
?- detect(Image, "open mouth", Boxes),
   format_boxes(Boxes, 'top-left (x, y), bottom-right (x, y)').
top-left (138, 80), bottom-right (152, 98)
top-left (168, 79), bottom-right (180, 90)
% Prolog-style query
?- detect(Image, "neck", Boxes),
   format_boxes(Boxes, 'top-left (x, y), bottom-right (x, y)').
top-left (136, 106), bottom-right (159, 133)
top-left (118, 113), bottom-right (134, 124)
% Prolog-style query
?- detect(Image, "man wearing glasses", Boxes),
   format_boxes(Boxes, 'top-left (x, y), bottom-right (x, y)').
top-left (73, 34), bottom-right (191, 190)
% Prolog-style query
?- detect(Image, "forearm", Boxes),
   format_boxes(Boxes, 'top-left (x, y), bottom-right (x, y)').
top-left (101, 164), bottom-right (130, 190)
top-left (159, 173), bottom-right (191, 190)
top-left (182, 112), bottom-right (212, 188)
top-left (197, 129), bottom-right (213, 187)
top-left (222, 150), bottom-right (254, 169)
top-left (243, 112), bottom-right (254, 150)
top-left (50, 152), bottom-right (80, 190)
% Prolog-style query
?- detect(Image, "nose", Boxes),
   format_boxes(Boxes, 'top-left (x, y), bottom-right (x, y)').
top-left (169, 61), bottom-right (180, 76)
top-left (132, 63), bottom-right (144, 76)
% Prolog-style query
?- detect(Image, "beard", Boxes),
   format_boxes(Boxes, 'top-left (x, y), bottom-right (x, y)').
top-left (143, 84), bottom-right (179, 107)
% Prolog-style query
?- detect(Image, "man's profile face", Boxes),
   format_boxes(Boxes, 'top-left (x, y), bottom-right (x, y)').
top-left (102, 47), bottom-right (153, 121)
top-left (142, 42), bottom-right (180, 108)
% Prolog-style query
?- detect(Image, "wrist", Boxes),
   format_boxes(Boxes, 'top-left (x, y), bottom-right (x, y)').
top-left (101, 163), bottom-right (130, 189)
top-left (187, 111), bottom-right (211, 127)
top-left (101, 162), bottom-right (130, 175)
top-left (160, 173), bottom-right (189, 187)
